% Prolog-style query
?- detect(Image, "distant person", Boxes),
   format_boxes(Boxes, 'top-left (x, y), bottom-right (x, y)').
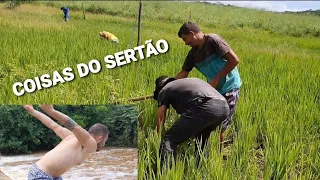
top-left (175, 21), bottom-right (242, 144)
top-left (60, 7), bottom-right (70, 22)
top-left (153, 76), bottom-right (229, 167)
top-left (24, 105), bottom-right (109, 180)
top-left (99, 31), bottom-right (119, 44)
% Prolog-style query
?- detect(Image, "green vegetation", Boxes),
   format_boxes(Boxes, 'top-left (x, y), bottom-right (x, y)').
top-left (42, 1), bottom-right (320, 38)
top-left (0, 104), bottom-right (138, 155)
top-left (0, 2), bottom-right (319, 179)
top-left (285, 9), bottom-right (320, 16)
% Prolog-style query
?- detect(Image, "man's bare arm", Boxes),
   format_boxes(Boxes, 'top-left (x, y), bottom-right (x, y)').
top-left (175, 70), bottom-right (189, 79)
top-left (23, 105), bottom-right (72, 139)
top-left (209, 50), bottom-right (239, 87)
top-left (39, 105), bottom-right (97, 153)
top-left (156, 105), bottom-right (167, 133)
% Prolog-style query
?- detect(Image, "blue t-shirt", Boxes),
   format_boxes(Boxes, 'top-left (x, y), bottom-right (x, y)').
top-left (182, 34), bottom-right (242, 95)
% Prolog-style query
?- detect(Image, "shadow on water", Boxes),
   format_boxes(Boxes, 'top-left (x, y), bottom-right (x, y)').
top-left (0, 147), bottom-right (137, 180)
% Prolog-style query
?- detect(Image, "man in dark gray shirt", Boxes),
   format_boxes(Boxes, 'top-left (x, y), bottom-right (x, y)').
top-left (153, 76), bottom-right (230, 167)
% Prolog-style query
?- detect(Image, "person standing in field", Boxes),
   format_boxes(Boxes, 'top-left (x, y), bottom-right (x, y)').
top-left (153, 76), bottom-right (229, 167)
top-left (60, 7), bottom-right (70, 22)
top-left (175, 21), bottom-right (242, 144)
top-left (23, 105), bottom-right (109, 180)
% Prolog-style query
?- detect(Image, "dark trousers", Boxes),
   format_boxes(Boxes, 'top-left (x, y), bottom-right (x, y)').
top-left (160, 97), bottom-right (229, 168)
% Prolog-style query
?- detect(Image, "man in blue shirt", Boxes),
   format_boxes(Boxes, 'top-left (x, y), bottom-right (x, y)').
top-left (176, 22), bottom-right (242, 145)
top-left (60, 7), bottom-right (70, 22)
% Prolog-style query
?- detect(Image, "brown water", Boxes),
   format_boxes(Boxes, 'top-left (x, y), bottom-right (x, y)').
top-left (0, 147), bottom-right (137, 180)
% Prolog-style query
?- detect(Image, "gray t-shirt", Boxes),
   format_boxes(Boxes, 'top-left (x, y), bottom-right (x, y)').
top-left (157, 78), bottom-right (226, 114)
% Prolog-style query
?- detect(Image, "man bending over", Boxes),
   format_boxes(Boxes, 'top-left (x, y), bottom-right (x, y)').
top-left (23, 105), bottom-right (109, 180)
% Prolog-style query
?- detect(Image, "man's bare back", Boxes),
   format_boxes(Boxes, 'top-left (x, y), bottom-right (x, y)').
top-left (36, 135), bottom-right (89, 177)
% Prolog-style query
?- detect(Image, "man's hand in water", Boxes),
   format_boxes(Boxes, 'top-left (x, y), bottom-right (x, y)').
top-left (39, 105), bottom-right (54, 112)
top-left (23, 105), bottom-right (35, 113)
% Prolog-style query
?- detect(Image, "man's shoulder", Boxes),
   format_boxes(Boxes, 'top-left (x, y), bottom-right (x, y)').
top-left (53, 135), bottom-right (78, 150)
top-left (205, 33), bottom-right (231, 52)
top-left (185, 77), bottom-right (205, 82)
top-left (65, 134), bottom-right (75, 139)
top-left (175, 77), bottom-right (204, 84)
top-left (60, 134), bottom-right (76, 143)
top-left (206, 33), bottom-right (224, 41)
top-left (59, 135), bottom-right (87, 152)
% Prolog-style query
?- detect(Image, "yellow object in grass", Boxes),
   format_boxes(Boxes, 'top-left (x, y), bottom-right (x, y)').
top-left (99, 31), bottom-right (119, 43)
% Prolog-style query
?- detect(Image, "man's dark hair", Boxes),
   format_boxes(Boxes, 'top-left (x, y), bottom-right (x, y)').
top-left (178, 22), bottom-right (201, 38)
top-left (88, 123), bottom-right (109, 138)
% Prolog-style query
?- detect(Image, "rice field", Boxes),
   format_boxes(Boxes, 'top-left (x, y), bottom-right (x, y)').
top-left (0, 2), bottom-right (319, 180)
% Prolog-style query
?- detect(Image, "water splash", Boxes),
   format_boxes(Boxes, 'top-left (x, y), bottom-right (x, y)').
top-left (0, 147), bottom-right (137, 180)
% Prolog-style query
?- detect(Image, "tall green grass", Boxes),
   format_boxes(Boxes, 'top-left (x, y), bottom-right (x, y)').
top-left (38, 1), bottom-right (320, 38)
top-left (0, 2), bottom-right (319, 180)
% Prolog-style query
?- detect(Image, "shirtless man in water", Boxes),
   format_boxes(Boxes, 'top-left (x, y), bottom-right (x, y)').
top-left (23, 105), bottom-right (109, 180)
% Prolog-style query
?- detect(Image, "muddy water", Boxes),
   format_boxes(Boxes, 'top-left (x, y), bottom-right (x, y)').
top-left (0, 147), bottom-right (137, 180)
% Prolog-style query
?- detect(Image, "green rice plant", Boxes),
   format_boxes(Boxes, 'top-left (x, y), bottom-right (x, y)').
top-left (0, 2), bottom-right (319, 179)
